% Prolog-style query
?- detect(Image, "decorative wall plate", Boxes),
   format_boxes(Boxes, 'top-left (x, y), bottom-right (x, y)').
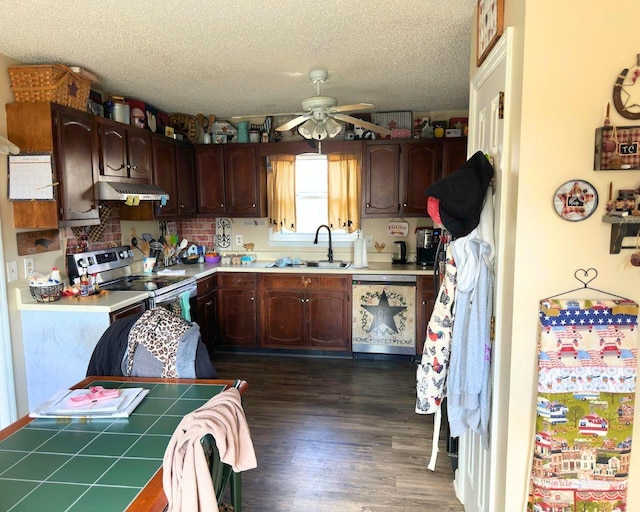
top-left (553, 180), bottom-right (598, 221)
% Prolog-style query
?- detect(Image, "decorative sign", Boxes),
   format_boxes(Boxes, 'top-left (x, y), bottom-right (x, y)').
top-left (594, 125), bottom-right (640, 170)
top-left (553, 180), bottom-right (598, 222)
top-left (387, 221), bottom-right (409, 237)
top-left (16, 229), bottom-right (60, 255)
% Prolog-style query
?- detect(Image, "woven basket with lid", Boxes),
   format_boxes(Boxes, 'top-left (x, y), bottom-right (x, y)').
top-left (9, 64), bottom-right (91, 110)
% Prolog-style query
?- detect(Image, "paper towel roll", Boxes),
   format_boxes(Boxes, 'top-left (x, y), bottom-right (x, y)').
top-left (353, 238), bottom-right (363, 268)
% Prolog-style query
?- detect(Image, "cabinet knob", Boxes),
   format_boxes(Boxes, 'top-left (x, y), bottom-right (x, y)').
top-left (403, 203), bottom-right (407, 207)
top-left (205, 300), bottom-right (213, 306)
top-left (300, 298), bottom-right (304, 303)
top-left (179, 204), bottom-right (184, 208)
top-left (366, 203), bottom-right (370, 208)
top-left (220, 203), bottom-right (224, 208)
top-left (131, 165), bottom-right (137, 171)
top-left (252, 203), bottom-right (256, 208)
top-left (305, 298), bottom-right (310, 303)
top-left (250, 297), bottom-right (255, 301)
top-left (422, 300), bottom-right (427, 305)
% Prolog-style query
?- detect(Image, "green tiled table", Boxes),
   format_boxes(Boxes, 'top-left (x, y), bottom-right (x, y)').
top-left (0, 376), bottom-right (246, 512)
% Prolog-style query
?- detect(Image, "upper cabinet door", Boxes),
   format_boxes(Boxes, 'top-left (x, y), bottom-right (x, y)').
top-left (98, 120), bottom-right (128, 178)
top-left (363, 143), bottom-right (400, 216)
top-left (401, 141), bottom-right (439, 215)
top-left (225, 145), bottom-right (261, 216)
top-left (152, 136), bottom-right (178, 217)
top-left (440, 138), bottom-right (468, 178)
top-left (196, 145), bottom-right (225, 214)
top-left (53, 107), bottom-right (99, 225)
top-left (127, 129), bottom-right (153, 182)
top-left (175, 141), bottom-right (197, 216)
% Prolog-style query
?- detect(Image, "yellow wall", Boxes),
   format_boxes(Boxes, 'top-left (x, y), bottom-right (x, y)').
top-left (503, 1), bottom-right (640, 510)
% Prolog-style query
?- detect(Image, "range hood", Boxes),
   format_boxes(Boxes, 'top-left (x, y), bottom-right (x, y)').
top-left (96, 181), bottom-right (169, 201)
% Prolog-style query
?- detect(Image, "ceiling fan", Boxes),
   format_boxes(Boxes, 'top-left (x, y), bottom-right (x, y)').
top-left (233, 69), bottom-right (392, 141)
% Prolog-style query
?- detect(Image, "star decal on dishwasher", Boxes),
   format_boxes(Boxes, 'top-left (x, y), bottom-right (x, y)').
top-left (361, 290), bottom-right (407, 334)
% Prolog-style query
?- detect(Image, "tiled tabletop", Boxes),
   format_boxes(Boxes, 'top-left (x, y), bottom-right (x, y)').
top-left (0, 379), bottom-right (227, 512)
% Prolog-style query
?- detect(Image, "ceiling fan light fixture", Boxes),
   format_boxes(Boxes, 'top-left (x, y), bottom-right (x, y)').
top-left (324, 117), bottom-right (342, 138)
top-left (298, 118), bottom-right (316, 139)
top-left (312, 122), bottom-right (328, 140)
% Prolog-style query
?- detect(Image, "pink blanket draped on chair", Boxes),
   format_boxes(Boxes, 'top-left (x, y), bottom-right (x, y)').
top-left (163, 387), bottom-right (257, 512)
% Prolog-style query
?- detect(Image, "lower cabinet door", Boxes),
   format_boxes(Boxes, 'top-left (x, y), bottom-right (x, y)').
top-left (262, 290), bottom-right (306, 347)
top-left (217, 288), bottom-right (257, 347)
top-left (307, 291), bottom-right (350, 349)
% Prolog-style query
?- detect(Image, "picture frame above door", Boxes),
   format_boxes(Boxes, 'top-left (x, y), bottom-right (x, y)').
top-left (477, 0), bottom-right (504, 66)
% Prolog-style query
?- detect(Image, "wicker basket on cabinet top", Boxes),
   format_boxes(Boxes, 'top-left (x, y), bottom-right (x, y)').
top-left (8, 64), bottom-right (91, 110)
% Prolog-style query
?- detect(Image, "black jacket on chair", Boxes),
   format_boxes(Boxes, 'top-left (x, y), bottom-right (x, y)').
top-left (86, 312), bottom-right (218, 378)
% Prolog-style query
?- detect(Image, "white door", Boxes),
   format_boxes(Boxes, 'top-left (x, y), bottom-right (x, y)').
top-left (454, 28), bottom-right (515, 512)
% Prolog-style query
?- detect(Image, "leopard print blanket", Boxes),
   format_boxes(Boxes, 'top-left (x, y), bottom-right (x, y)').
top-left (126, 307), bottom-right (191, 378)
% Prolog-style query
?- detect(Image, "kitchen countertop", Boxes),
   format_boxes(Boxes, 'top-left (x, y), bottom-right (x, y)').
top-left (16, 261), bottom-right (434, 313)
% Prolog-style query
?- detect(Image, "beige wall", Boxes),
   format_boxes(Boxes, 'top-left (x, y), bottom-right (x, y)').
top-left (502, 1), bottom-right (640, 510)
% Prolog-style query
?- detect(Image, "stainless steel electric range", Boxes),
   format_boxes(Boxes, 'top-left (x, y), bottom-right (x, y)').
top-left (66, 246), bottom-right (197, 308)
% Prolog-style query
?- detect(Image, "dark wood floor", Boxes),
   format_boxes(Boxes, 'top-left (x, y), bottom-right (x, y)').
top-left (212, 352), bottom-right (464, 512)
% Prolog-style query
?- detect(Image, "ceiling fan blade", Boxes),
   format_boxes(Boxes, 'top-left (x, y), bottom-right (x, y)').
top-left (276, 114), bottom-right (311, 132)
top-left (334, 113), bottom-right (392, 136)
top-left (332, 103), bottom-right (374, 113)
top-left (231, 112), bottom-right (303, 120)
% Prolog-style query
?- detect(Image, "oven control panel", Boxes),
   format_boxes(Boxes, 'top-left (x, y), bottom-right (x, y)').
top-left (67, 246), bottom-right (134, 283)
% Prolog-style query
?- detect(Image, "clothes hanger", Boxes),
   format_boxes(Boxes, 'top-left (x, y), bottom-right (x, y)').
top-left (546, 267), bottom-right (631, 301)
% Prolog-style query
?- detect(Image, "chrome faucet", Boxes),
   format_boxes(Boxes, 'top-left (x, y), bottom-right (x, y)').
top-left (313, 224), bottom-right (333, 262)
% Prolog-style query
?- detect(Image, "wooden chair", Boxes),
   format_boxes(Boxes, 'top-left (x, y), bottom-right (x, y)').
top-left (201, 434), bottom-right (242, 511)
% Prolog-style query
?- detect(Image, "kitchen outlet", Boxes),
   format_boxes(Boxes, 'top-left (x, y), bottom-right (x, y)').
top-left (365, 236), bottom-right (373, 247)
top-left (235, 235), bottom-right (243, 246)
top-left (7, 261), bottom-right (18, 282)
top-left (24, 257), bottom-right (34, 278)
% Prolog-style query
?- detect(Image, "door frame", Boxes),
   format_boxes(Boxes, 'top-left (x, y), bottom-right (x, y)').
top-left (0, 219), bottom-right (18, 427)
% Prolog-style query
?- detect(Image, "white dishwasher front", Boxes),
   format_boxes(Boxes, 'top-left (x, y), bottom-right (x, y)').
top-left (351, 274), bottom-right (416, 355)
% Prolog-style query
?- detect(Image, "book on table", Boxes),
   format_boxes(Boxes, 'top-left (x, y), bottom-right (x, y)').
top-left (29, 387), bottom-right (149, 418)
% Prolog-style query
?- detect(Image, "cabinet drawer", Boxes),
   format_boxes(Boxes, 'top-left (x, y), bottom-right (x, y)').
top-left (262, 274), bottom-right (348, 291)
top-left (218, 272), bottom-right (256, 288)
top-left (197, 273), bottom-right (217, 294)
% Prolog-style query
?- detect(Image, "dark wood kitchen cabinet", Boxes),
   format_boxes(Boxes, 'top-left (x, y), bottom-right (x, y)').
top-left (217, 273), bottom-right (257, 347)
top-left (97, 118), bottom-right (152, 182)
top-left (109, 300), bottom-right (146, 323)
top-left (363, 139), bottom-right (467, 217)
top-left (260, 274), bottom-right (350, 350)
top-left (195, 144), bottom-right (265, 217)
top-left (193, 273), bottom-right (218, 352)
top-left (416, 274), bottom-right (436, 356)
top-left (363, 142), bottom-right (400, 215)
top-left (152, 136), bottom-right (196, 218)
top-left (441, 138), bottom-right (468, 177)
top-left (175, 141), bottom-right (197, 216)
top-left (224, 145), bottom-right (267, 217)
top-left (195, 145), bottom-right (225, 214)
top-left (7, 102), bottom-right (100, 228)
top-left (401, 141), bottom-right (439, 214)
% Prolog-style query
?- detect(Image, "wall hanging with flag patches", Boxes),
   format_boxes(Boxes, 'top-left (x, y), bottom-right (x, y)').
top-left (528, 269), bottom-right (638, 511)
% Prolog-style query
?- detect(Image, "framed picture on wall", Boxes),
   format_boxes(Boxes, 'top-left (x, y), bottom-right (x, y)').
top-left (477, 0), bottom-right (504, 66)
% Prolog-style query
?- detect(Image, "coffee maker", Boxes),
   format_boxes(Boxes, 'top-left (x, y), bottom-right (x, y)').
top-left (416, 227), bottom-right (441, 266)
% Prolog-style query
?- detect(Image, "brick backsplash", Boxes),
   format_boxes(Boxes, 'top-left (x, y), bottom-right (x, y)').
top-left (64, 206), bottom-right (217, 254)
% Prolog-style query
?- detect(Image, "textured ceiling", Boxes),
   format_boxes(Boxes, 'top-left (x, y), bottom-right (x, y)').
top-left (0, 0), bottom-right (475, 120)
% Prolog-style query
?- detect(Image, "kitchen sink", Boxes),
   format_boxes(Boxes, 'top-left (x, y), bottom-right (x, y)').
top-left (304, 261), bottom-right (351, 269)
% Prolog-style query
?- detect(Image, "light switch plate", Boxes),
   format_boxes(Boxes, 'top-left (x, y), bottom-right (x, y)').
top-left (236, 234), bottom-right (243, 246)
top-left (24, 257), bottom-right (34, 278)
top-left (7, 261), bottom-right (18, 282)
